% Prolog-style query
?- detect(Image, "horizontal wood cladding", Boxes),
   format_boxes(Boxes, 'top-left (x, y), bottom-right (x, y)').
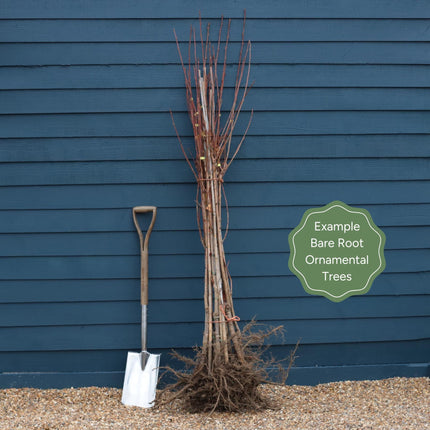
top-left (0, 136), bottom-right (429, 163)
top-left (0, 159), bottom-right (428, 185)
top-left (0, 3), bottom-right (429, 386)
top-left (3, 88), bottom-right (430, 114)
top-left (0, 182), bottom-right (428, 210)
top-left (0, 273), bottom-right (428, 303)
top-left (0, 317), bottom-right (428, 351)
top-left (2, 0), bottom-right (430, 19)
top-left (1, 112), bottom-right (430, 138)
top-left (4, 88), bottom-right (430, 115)
top-left (0, 227), bottom-right (427, 257)
top-left (1, 19), bottom-right (430, 43)
top-left (2, 42), bottom-right (430, 66)
top-left (0, 251), bottom-right (427, 280)
top-left (0, 340), bottom-right (428, 371)
top-left (0, 205), bottom-right (428, 233)
top-left (2, 65), bottom-right (430, 89)
top-left (0, 295), bottom-right (429, 327)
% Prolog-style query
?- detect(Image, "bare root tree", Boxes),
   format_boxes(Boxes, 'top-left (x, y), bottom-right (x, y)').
top-left (163, 15), bottom-right (296, 413)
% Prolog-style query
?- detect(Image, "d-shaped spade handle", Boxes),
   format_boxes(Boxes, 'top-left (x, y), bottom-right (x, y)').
top-left (132, 206), bottom-right (157, 306)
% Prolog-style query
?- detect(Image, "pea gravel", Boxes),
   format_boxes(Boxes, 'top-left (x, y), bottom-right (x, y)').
top-left (0, 377), bottom-right (428, 429)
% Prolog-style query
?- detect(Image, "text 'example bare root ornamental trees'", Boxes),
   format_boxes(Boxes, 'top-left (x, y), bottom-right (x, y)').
top-left (167, 16), bottom-right (291, 413)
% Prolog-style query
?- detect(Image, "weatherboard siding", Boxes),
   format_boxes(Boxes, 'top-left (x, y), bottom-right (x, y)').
top-left (0, 0), bottom-right (429, 387)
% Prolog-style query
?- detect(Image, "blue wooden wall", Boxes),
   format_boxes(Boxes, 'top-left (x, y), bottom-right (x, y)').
top-left (0, 0), bottom-right (429, 388)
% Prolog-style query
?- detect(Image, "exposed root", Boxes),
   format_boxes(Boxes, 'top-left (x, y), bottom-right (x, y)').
top-left (159, 323), bottom-right (298, 413)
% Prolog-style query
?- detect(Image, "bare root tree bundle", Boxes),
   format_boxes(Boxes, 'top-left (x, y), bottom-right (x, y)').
top-left (165, 15), bottom-right (296, 413)
top-left (171, 15), bottom-right (252, 366)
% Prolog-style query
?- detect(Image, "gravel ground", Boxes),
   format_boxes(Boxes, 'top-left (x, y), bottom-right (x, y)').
top-left (0, 377), bottom-right (428, 429)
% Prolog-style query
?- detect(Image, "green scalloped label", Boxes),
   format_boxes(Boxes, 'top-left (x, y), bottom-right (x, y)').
top-left (288, 201), bottom-right (386, 302)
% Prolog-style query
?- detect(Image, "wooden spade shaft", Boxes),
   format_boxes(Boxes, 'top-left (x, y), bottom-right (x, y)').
top-left (132, 206), bottom-right (157, 353)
